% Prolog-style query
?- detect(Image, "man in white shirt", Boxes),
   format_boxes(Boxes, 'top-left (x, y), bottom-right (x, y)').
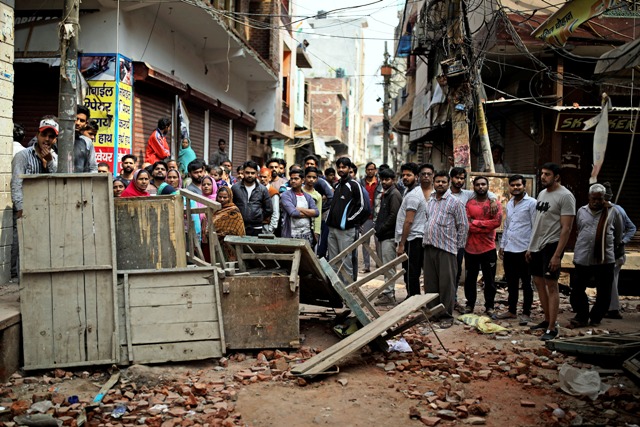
top-left (497, 175), bottom-right (537, 325)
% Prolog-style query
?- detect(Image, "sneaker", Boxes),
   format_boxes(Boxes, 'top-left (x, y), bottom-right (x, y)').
top-left (462, 306), bottom-right (474, 314)
top-left (362, 268), bottom-right (371, 273)
top-left (589, 320), bottom-right (601, 327)
top-left (454, 302), bottom-right (466, 313)
top-left (439, 318), bottom-right (454, 329)
top-left (484, 309), bottom-right (495, 318)
top-left (530, 320), bottom-right (549, 331)
top-left (540, 329), bottom-right (559, 341)
top-left (604, 310), bottom-right (623, 319)
top-left (374, 294), bottom-right (396, 306)
top-left (495, 311), bottom-right (517, 320)
top-left (519, 315), bottom-right (532, 326)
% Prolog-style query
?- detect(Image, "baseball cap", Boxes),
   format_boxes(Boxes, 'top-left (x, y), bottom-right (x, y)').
top-left (39, 118), bottom-right (59, 135)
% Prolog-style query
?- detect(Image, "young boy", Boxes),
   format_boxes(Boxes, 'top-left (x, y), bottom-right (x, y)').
top-left (280, 168), bottom-right (319, 246)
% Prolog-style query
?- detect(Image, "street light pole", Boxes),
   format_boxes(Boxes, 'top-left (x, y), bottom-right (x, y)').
top-left (58, 0), bottom-right (80, 173)
top-left (381, 42), bottom-right (392, 165)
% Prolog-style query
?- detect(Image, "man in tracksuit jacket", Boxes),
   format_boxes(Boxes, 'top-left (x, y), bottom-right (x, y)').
top-left (326, 157), bottom-right (368, 282)
top-left (231, 160), bottom-right (273, 236)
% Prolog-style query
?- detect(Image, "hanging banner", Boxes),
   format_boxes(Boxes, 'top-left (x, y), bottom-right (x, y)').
top-left (79, 53), bottom-right (133, 173)
top-left (531, 0), bottom-right (620, 46)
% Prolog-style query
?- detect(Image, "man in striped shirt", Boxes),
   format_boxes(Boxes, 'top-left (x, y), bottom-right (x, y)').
top-left (422, 171), bottom-right (468, 324)
top-left (12, 117), bottom-right (59, 219)
top-left (11, 117), bottom-right (59, 279)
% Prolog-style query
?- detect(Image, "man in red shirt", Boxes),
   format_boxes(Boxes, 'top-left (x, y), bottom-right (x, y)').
top-left (463, 176), bottom-right (502, 316)
top-left (145, 118), bottom-right (171, 164)
top-left (359, 162), bottom-right (381, 272)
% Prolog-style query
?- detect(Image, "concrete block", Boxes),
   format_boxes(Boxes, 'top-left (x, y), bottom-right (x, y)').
top-left (0, 322), bottom-right (22, 382)
top-left (1, 208), bottom-right (12, 228)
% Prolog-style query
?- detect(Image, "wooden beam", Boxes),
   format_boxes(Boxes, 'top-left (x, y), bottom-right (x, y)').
top-left (291, 293), bottom-right (439, 378)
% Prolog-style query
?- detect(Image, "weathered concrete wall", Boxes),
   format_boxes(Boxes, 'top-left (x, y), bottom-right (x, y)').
top-left (0, 2), bottom-right (14, 283)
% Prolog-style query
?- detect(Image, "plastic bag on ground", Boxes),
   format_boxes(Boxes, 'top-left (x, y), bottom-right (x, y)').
top-left (457, 313), bottom-right (509, 334)
top-left (558, 363), bottom-right (610, 400)
top-left (386, 337), bottom-right (413, 353)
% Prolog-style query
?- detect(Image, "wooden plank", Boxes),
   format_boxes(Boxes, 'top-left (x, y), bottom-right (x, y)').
top-left (130, 340), bottom-right (223, 364)
top-left (345, 255), bottom-right (407, 291)
top-left (235, 245), bottom-right (247, 271)
top-left (130, 304), bottom-right (217, 326)
top-left (51, 272), bottom-right (85, 364)
top-left (84, 271), bottom-right (100, 361)
top-left (126, 271), bottom-right (212, 289)
top-left (22, 265), bottom-right (112, 274)
top-left (366, 269), bottom-right (405, 302)
top-left (115, 196), bottom-right (186, 270)
top-left (320, 259), bottom-right (371, 326)
top-left (221, 276), bottom-right (299, 350)
top-left (20, 179), bottom-right (51, 271)
top-left (20, 274), bottom-right (54, 368)
top-left (49, 179), bottom-right (84, 269)
top-left (291, 293), bottom-right (438, 378)
top-left (131, 321), bottom-right (221, 344)
top-left (81, 178), bottom-right (98, 266)
top-left (124, 274), bottom-right (134, 362)
top-left (328, 228), bottom-right (375, 267)
top-left (129, 285), bottom-right (215, 307)
top-left (87, 177), bottom-right (114, 266)
top-left (241, 253), bottom-right (296, 261)
top-left (289, 249), bottom-right (301, 292)
top-left (212, 274), bottom-right (226, 353)
top-left (95, 271), bottom-right (116, 361)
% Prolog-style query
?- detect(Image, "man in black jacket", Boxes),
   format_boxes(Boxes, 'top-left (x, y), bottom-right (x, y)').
top-left (374, 168), bottom-right (403, 305)
top-left (326, 157), bottom-right (368, 282)
top-left (231, 160), bottom-right (273, 236)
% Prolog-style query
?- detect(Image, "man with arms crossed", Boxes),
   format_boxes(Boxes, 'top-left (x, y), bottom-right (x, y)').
top-left (526, 163), bottom-right (576, 341)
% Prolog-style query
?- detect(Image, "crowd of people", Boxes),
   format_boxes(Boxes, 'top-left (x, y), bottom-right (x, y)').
top-left (11, 111), bottom-right (636, 342)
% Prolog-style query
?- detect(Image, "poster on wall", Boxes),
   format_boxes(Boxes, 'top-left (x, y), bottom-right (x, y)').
top-left (79, 54), bottom-right (133, 174)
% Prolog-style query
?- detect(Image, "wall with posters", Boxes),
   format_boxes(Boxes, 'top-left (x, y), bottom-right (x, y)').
top-left (80, 54), bottom-right (133, 173)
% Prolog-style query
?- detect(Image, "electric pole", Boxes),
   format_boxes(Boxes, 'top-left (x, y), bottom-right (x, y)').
top-left (447, 0), bottom-right (472, 181)
top-left (381, 42), bottom-right (392, 165)
top-left (58, 0), bottom-right (80, 173)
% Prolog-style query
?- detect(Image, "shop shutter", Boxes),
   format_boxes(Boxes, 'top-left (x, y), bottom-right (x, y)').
top-left (133, 84), bottom-right (173, 166)
top-left (13, 63), bottom-right (59, 139)
top-left (209, 114), bottom-right (229, 160)
top-left (232, 123), bottom-right (249, 168)
top-left (185, 102), bottom-right (206, 159)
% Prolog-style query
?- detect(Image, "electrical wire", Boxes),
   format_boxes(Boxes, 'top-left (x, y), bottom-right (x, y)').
top-left (140, 3), bottom-right (161, 60)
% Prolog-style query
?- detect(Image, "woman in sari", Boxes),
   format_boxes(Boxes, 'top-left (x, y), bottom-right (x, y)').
top-left (120, 169), bottom-right (151, 198)
top-left (197, 176), bottom-right (219, 262)
top-left (211, 186), bottom-right (245, 262)
top-left (113, 177), bottom-right (127, 198)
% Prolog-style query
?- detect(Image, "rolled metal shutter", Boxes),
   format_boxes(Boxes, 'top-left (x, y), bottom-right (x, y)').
top-left (133, 84), bottom-right (173, 166)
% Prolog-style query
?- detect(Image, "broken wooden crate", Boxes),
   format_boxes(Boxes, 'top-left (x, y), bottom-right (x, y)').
top-left (220, 236), bottom-right (343, 350)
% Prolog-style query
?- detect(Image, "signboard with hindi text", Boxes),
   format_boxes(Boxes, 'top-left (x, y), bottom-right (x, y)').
top-left (80, 54), bottom-right (133, 173)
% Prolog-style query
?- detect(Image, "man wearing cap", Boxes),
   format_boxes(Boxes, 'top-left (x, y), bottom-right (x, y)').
top-left (11, 117), bottom-right (59, 277)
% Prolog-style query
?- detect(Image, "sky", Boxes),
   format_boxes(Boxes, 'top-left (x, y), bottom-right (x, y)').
top-left (293, 0), bottom-right (402, 115)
